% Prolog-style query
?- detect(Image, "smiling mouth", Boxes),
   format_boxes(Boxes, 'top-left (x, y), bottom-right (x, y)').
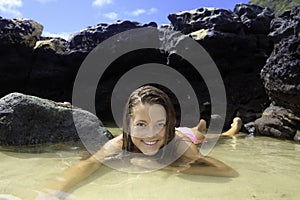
top-left (142, 140), bottom-right (158, 145)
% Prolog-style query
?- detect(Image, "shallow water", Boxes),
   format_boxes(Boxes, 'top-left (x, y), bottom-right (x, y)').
top-left (0, 132), bottom-right (300, 200)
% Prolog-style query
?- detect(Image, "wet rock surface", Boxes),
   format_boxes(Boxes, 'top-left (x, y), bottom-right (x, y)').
top-left (0, 93), bottom-right (113, 146)
top-left (245, 104), bottom-right (300, 140)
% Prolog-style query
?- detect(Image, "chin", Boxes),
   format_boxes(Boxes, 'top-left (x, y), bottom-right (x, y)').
top-left (142, 149), bottom-right (159, 156)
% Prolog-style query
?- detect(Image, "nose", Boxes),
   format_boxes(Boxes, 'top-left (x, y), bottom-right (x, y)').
top-left (143, 126), bottom-right (159, 138)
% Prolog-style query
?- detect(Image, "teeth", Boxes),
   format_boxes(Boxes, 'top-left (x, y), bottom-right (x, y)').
top-left (143, 140), bottom-right (157, 145)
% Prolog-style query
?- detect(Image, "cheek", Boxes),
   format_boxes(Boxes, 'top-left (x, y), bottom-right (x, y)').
top-left (130, 136), bottom-right (141, 147)
top-left (159, 128), bottom-right (167, 141)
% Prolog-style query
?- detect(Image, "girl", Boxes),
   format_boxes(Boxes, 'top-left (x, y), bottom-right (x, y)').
top-left (35, 85), bottom-right (241, 199)
top-left (176, 117), bottom-right (242, 145)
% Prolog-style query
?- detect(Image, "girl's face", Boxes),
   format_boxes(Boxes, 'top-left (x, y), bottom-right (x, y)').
top-left (130, 103), bottom-right (167, 156)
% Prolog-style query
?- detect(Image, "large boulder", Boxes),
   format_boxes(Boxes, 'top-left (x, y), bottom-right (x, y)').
top-left (28, 36), bottom-right (83, 102)
top-left (27, 20), bottom-right (157, 106)
top-left (0, 18), bottom-right (158, 105)
top-left (0, 17), bottom-right (43, 48)
top-left (168, 7), bottom-right (243, 34)
top-left (0, 18), bottom-right (43, 98)
top-left (69, 20), bottom-right (157, 51)
top-left (0, 93), bottom-right (113, 146)
top-left (168, 4), bottom-right (274, 125)
top-left (245, 6), bottom-right (300, 141)
top-left (261, 35), bottom-right (300, 114)
top-left (245, 104), bottom-right (300, 140)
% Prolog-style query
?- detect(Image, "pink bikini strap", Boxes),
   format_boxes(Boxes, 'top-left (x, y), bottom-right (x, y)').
top-left (175, 127), bottom-right (198, 143)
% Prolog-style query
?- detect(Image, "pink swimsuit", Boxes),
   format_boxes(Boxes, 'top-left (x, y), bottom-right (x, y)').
top-left (175, 127), bottom-right (198, 143)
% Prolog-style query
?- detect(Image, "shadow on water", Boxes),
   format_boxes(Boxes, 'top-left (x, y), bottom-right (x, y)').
top-left (0, 141), bottom-right (89, 158)
top-left (175, 173), bottom-right (234, 183)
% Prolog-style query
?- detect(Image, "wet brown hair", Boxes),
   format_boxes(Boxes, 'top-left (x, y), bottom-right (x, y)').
top-left (122, 85), bottom-right (176, 153)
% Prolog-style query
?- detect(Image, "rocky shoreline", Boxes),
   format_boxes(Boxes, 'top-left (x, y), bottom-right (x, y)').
top-left (0, 3), bottom-right (299, 145)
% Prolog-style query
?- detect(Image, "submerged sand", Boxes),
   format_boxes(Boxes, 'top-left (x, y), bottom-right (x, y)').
top-left (0, 133), bottom-right (300, 200)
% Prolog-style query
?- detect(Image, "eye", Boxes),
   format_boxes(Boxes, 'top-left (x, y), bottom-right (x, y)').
top-left (157, 123), bottom-right (166, 128)
top-left (135, 122), bottom-right (146, 127)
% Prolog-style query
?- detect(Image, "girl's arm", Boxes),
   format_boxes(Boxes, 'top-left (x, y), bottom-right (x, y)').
top-left (177, 156), bottom-right (239, 177)
top-left (35, 135), bottom-right (123, 198)
top-left (167, 132), bottom-right (239, 177)
top-left (41, 155), bottom-right (102, 196)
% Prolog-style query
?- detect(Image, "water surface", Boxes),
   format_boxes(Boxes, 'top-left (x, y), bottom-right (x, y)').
top-left (0, 132), bottom-right (299, 200)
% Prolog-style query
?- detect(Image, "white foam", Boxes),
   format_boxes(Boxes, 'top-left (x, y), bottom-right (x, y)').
top-left (0, 194), bottom-right (22, 200)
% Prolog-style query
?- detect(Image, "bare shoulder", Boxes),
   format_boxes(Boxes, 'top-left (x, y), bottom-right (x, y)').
top-left (91, 135), bottom-right (123, 161)
top-left (108, 134), bottom-right (123, 145)
top-left (174, 130), bottom-right (200, 159)
top-left (175, 130), bottom-right (190, 140)
top-left (102, 134), bottom-right (123, 151)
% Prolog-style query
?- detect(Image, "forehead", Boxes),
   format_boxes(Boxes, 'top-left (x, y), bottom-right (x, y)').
top-left (132, 103), bottom-right (166, 121)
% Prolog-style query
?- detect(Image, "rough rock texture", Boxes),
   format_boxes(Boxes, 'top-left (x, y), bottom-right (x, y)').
top-left (0, 18), bottom-right (43, 98)
top-left (0, 17), bottom-right (43, 48)
top-left (269, 5), bottom-right (300, 43)
top-left (168, 8), bottom-right (243, 35)
top-left (2, 4), bottom-right (298, 142)
top-left (29, 36), bottom-right (73, 101)
top-left (28, 39), bottom-right (84, 101)
top-left (0, 93), bottom-right (113, 146)
top-left (168, 4), bottom-right (274, 125)
top-left (34, 37), bottom-right (69, 53)
top-left (69, 20), bottom-right (157, 51)
top-left (245, 5), bottom-right (300, 141)
top-left (245, 104), bottom-right (300, 140)
top-left (0, 20), bottom-right (156, 102)
top-left (235, 3), bottom-right (275, 34)
top-left (0, 5), bottom-right (275, 129)
top-left (261, 35), bottom-right (300, 113)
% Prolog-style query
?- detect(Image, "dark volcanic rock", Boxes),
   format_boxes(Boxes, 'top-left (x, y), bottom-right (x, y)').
top-left (0, 3), bottom-right (288, 136)
top-left (28, 38), bottom-right (83, 102)
top-left (69, 20), bottom-right (157, 51)
top-left (234, 3), bottom-right (274, 34)
top-left (245, 104), bottom-right (300, 140)
top-left (0, 19), bottom-right (157, 104)
top-left (168, 4), bottom-right (275, 125)
top-left (261, 35), bottom-right (300, 114)
top-left (250, 5), bottom-right (300, 140)
top-left (0, 18), bottom-right (43, 98)
top-left (269, 5), bottom-right (300, 43)
top-left (168, 7), bottom-right (243, 34)
top-left (0, 93), bottom-right (113, 146)
top-left (0, 17), bottom-right (43, 48)
top-left (168, 4), bottom-right (274, 35)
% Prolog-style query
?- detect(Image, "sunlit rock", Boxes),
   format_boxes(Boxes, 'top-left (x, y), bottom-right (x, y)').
top-left (0, 17), bottom-right (43, 48)
top-left (34, 37), bottom-right (69, 54)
